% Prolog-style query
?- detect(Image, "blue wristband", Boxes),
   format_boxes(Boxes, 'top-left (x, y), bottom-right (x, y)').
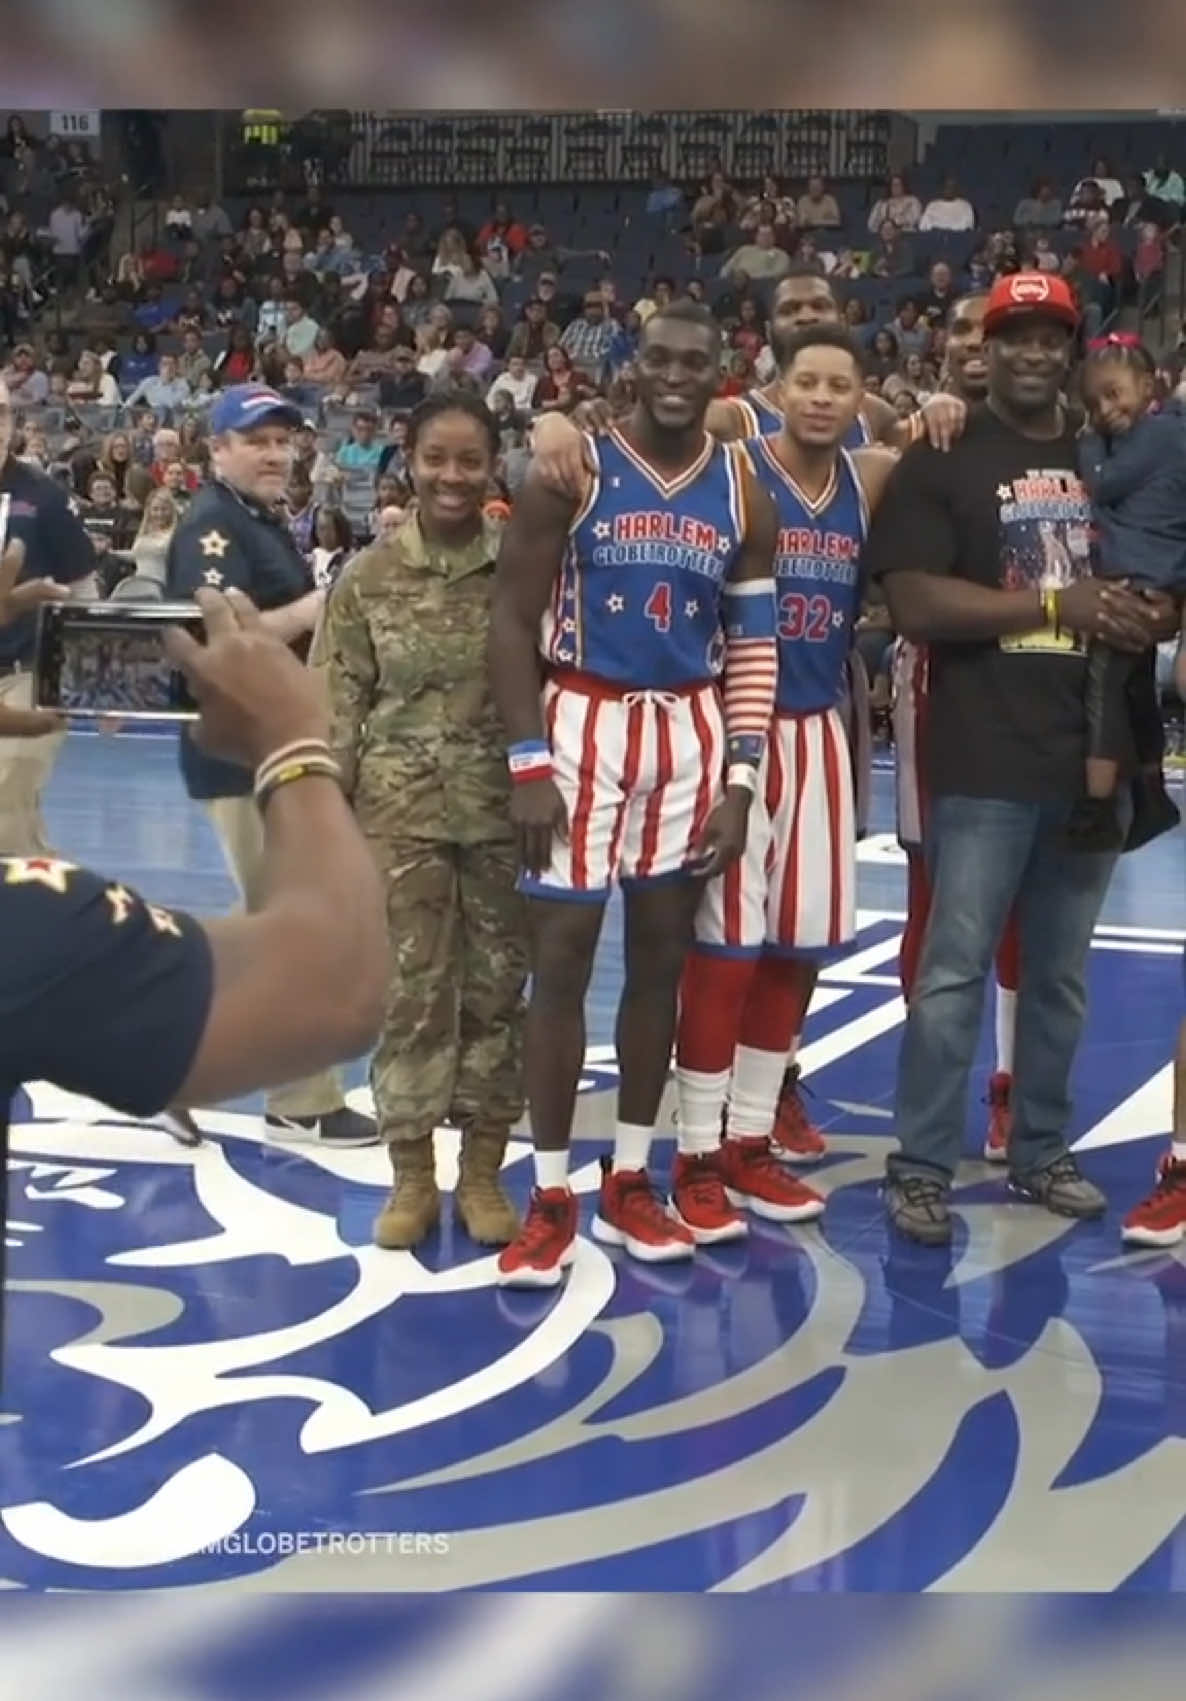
top-left (508, 740), bottom-right (549, 758)
top-left (727, 733), bottom-right (765, 766)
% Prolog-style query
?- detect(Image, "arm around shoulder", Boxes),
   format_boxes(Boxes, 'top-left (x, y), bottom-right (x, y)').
top-left (488, 467), bottom-right (578, 745)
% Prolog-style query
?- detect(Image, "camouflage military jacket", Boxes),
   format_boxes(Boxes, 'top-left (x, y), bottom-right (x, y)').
top-left (311, 515), bottom-right (514, 844)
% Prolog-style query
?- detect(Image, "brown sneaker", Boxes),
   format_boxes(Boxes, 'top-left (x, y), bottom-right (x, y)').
top-left (373, 1135), bottom-right (440, 1249)
top-left (454, 1127), bottom-right (520, 1246)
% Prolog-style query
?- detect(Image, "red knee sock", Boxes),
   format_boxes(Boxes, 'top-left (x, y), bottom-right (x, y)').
top-left (995, 909), bottom-right (1020, 992)
top-left (730, 955), bottom-right (816, 1139)
top-left (675, 950), bottom-right (757, 1152)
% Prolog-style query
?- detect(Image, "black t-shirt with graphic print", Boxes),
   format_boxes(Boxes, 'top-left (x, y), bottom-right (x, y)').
top-left (864, 404), bottom-right (1130, 802)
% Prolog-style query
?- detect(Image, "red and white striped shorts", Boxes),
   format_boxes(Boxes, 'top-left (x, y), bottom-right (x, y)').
top-left (695, 707), bottom-right (856, 954)
top-left (891, 639), bottom-right (929, 850)
top-left (522, 671), bottom-right (726, 900)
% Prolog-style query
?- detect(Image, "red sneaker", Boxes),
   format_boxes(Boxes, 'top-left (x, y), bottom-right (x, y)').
top-left (984, 1071), bottom-right (1013, 1163)
top-left (721, 1137), bottom-right (826, 1223)
top-left (1121, 1156), bottom-right (1186, 1248)
top-left (496, 1186), bottom-right (578, 1288)
top-left (593, 1157), bottom-right (695, 1262)
top-left (770, 1065), bottom-right (827, 1163)
top-left (670, 1151), bottom-right (748, 1244)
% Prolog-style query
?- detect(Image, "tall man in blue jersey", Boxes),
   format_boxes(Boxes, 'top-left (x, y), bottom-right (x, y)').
top-left (707, 268), bottom-right (967, 456)
top-left (489, 300), bottom-right (779, 1287)
top-left (673, 325), bottom-right (897, 1241)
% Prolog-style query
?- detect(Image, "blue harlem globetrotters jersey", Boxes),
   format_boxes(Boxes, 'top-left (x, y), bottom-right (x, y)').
top-left (747, 435), bottom-right (869, 713)
top-left (540, 427), bottom-right (749, 687)
top-left (733, 386), bottom-right (873, 453)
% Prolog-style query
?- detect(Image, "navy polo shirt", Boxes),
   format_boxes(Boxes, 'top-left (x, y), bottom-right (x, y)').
top-left (166, 478), bottom-right (313, 799)
top-left (0, 459), bottom-right (96, 667)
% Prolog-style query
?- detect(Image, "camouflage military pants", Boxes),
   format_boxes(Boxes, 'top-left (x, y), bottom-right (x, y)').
top-left (370, 837), bottom-right (528, 1144)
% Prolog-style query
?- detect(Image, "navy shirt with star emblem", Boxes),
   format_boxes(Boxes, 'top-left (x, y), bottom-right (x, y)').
top-left (166, 477), bottom-right (313, 798)
top-left (0, 458), bottom-right (97, 666)
top-left (0, 856), bottom-right (214, 1133)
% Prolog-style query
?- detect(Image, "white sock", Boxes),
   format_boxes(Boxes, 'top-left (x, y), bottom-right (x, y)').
top-left (1171, 1141), bottom-right (1186, 1165)
top-left (726, 1045), bottom-right (788, 1140)
top-left (534, 1149), bottom-right (569, 1191)
top-left (613, 1121), bottom-right (653, 1172)
top-left (995, 986), bottom-right (1017, 1077)
top-left (674, 1066), bottom-right (730, 1155)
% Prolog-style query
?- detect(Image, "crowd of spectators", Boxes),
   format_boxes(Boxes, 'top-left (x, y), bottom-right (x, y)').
top-left (2, 122), bottom-right (1186, 722)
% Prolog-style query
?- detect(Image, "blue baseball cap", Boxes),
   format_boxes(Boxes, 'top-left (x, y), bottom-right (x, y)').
top-left (209, 384), bottom-right (303, 436)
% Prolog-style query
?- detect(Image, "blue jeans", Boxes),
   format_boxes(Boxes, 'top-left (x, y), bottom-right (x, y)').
top-left (888, 793), bottom-right (1124, 1184)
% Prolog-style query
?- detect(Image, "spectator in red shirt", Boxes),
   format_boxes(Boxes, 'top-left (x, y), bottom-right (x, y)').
top-left (478, 201), bottom-right (528, 259)
top-left (730, 297), bottom-right (765, 362)
top-left (1080, 216), bottom-right (1124, 284)
top-left (718, 351), bottom-right (756, 397)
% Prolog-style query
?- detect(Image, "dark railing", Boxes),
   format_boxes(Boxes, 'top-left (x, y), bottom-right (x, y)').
top-left (219, 110), bottom-right (906, 193)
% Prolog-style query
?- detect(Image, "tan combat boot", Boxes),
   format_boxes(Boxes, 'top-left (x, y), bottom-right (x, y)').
top-left (373, 1136), bottom-right (440, 1249)
top-left (454, 1127), bottom-right (519, 1245)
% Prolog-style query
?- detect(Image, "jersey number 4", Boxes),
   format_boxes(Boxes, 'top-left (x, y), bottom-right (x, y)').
top-left (778, 591), bottom-right (832, 642)
top-left (644, 581), bottom-right (673, 633)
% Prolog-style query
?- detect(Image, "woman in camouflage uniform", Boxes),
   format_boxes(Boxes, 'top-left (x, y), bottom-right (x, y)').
top-left (312, 392), bottom-right (527, 1250)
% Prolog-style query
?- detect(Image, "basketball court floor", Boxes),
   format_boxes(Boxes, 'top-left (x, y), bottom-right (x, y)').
top-left (3, 731), bottom-right (1185, 1595)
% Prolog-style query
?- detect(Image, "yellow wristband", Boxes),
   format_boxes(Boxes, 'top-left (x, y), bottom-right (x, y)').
top-left (1041, 587), bottom-right (1059, 630)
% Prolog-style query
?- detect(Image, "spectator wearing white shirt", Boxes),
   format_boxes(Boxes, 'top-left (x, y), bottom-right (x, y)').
top-left (255, 279), bottom-right (287, 345)
top-left (66, 350), bottom-right (120, 406)
top-left (868, 173), bottom-right (923, 233)
top-left (283, 298), bottom-right (319, 360)
top-left (486, 354), bottom-right (537, 415)
top-left (48, 191), bottom-right (87, 288)
top-left (919, 176), bottom-right (977, 232)
top-left (444, 251), bottom-right (500, 309)
top-left (1074, 157), bottom-right (1125, 208)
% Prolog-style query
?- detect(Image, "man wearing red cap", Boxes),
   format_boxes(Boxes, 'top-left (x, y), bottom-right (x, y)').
top-left (862, 272), bottom-right (1167, 1245)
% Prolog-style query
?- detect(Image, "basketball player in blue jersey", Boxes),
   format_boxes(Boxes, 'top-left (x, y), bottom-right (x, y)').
top-left (489, 299), bottom-right (779, 1288)
top-left (706, 269), bottom-right (968, 457)
top-left (671, 324), bottom-right (898, 1239)
top-left (532, 272), bottom-right (972, 1157)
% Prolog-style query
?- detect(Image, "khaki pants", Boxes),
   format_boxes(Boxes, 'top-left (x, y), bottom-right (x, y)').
top-left (205, 793), bottom-right (348, 1119)
top-left (0, 671), bottom-right (67, 855)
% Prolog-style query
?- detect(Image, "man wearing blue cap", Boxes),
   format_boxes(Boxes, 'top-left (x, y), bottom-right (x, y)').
top-left (167, 384), bottom-right (377, 1148)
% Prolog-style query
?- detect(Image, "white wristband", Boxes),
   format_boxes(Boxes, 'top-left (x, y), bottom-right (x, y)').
top-left (727, 763), bottom-right (759, 794)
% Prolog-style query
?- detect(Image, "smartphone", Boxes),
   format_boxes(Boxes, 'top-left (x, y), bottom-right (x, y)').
top-left (34, 601), bottom-right (206, 721)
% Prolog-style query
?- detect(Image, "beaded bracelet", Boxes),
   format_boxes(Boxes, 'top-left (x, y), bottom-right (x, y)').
top-left (255, 756), bottom-right (343, 814)
top-left (254, 738), bottom-right (335, 794)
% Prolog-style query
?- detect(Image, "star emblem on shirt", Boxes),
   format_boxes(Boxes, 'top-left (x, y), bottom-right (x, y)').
top-left (4, 857), bottom-right (75, 893)
top-left (685, 599), bottom-right (699, 617)
top-left (202, 567), bottom-right (225, 586)
top-left (199, 529), bottom-right (230, 558)
top-left (610, 476), bottom-right (621, 488)
top-left (996, 483), bottom-right (1013, 501)
top-left (607, 593), bottom-right (625, 613)
top-left (561, 617), bottom-right (576, 633)
top-left (554, 645), bottom-right (575, 662)
top-left (593, 520), bottom-right (612, 539)
top-left (832, 610), bottom-right (845, 629)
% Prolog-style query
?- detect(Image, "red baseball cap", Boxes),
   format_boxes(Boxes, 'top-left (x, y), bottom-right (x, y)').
top-left (983, 271), bottom-right (1080, 335)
